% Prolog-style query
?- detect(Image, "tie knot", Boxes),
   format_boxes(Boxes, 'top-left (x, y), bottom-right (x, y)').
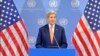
top-left (50, 26), bottom-right (53, 31)
top-left (50, 25), bottom-right (53, 29)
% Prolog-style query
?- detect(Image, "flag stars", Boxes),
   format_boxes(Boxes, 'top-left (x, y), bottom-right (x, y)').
top-left (88, 2), bottom-right (90, 5)
top-left (90, 3), bottom-right (93, 6)
top-left (11, 4), bottom-right (14, 7)
top-left (98, 2), bottom-right (100, 5)
top-left (94, 23), bottom-right (96, 26)
top-left (6, 11), bottom-right (9, 14)
top-left (93, 27), bottom-right (95, 30)
top-left (86, 6), bottom-right (89, 9)
top-left (3, 5), bottom-right (6, 8)
top-left (84, 0), bottom-right (100, 31)
top-left (85, 10), bottom-right (87, 13)
top-left (14, 14), bottom-right (16, 17)
top-left (3, 24), bottom-right (6, 27)
top-left (1, 14), bottom-right (4, 17)
top-left (0, 18), bottom-right (3, 21)
top-left (14, 10), bottom-right (17, 13)
top-left (95, 15), bottom-right (98, 17)
top-left (7, 3), bottom-right (10, 5)
top-left (98, 25), bottom-right (100, 27)
top-left (9, 17), bottom-right (12, 20)
top-left (13, 19), bottom-right (15, 21)
top-left (88, 12), bottom-right (91, 14)
top-left (97, 6), bottom-right (100, 9)
top-left (87, 16), bottom-right (90, 19)
top-left (93, 9), bottom-right (96, 12)
top-left (4, 1), bottom-right (7, 4)
top-left (11, 8), bottom-right (14, 11)
top-left (2, 10), bottom-right (5, 13)
top-left (94, 4), bottom-right (96, 8)
top-left (90, 21), bottom-right (93, 24)
top-left (95, 19), bottom-right (97, 21)
top-left (91, 17), bottom-right (93, 20)
top-left (10, 13), bottom-right (12, 16)
top-left (89, 7), bottom-right (92, 10)
top-left (96, 10), bottom-right (99, 13)
top-left (0, 0), bottom-right (21, 30)
top-left (0, 0), bottom-right (2, 2)
top-left (98, 21), bottom-right (100, 23)
top-left (17, 16), bottom-right (20, 19)
top-left (4, 20), bottom-right (7, 23)
top-left (95, 0), bottom-right (97, 3)
top-left (5, 16), bottom-right (8, 18)
top-left (92, 13), bottom-right (94, 16)
top-left (8, 21), bottom-right (11, 24)
top-left (7, 7), bottom-right (10, 10)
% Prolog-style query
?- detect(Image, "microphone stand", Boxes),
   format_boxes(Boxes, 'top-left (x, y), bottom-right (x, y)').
top-left (53, 35), bottom-right (60, 48)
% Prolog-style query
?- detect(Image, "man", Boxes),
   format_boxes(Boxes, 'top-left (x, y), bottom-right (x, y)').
top-left (35, 11), bottom-right (68, 48)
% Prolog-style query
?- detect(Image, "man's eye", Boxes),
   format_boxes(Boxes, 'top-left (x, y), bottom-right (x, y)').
top-left (50, 17), bottom-right (53, 18)
top-left (50, 17), bottom-right (55, 18)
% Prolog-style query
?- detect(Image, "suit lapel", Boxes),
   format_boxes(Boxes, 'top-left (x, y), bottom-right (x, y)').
top-left (45, 24), bottom-right (51, 43)
top-left (54, 24), bottom-right (58, 41)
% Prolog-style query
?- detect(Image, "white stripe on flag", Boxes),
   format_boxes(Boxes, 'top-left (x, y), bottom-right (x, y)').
top-left (81, 15), bottom-right (100, 55)
top-left (77, 22), bottom-right (95, 56)
top-left (1, 38), bottom-right (11, 56)
top-left (2, 29), bottom-right (20, 56)
top-left (0, 50), bottom-right (3, 56)
top-left (73, 32), bottom-right (88, 56)
top-left (17, 21), bottom-right (28, 46)
top-left (9, 25), bottom-right (28, 56)
top-left (97, 30), bottom-right (100, 39)
top-left (97, 30), bottom-right (100, 54)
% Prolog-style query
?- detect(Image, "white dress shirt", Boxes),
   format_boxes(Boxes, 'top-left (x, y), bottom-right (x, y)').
top-left (49, 24), bottom-right (55, 33)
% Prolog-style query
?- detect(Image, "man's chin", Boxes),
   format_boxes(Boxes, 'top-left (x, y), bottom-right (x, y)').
top-left (51, 23), bottom-right (55, 25)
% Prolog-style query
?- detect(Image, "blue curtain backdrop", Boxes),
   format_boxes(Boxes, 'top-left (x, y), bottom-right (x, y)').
top-left (14, 0), bottom-right (88, 56)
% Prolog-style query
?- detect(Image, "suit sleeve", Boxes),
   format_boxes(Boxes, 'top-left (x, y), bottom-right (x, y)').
top-left (61, 28), bottom-right (68, 48)
top-left (35, 28), bottom-right (43, 48)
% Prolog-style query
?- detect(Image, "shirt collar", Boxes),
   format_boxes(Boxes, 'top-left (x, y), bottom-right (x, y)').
top-left (49, 24), bottom-right (55, 28)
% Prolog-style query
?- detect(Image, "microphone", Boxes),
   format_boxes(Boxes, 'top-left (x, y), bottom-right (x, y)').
top-left (53, 35), bottom-right (60, 48)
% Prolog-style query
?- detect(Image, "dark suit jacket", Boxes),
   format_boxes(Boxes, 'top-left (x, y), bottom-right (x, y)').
top-left (35, 24), bottom-right (68, 48)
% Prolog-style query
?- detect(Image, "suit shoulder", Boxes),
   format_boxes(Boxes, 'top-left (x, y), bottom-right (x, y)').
top-left (56, 24), bottom-right (64, 29)
top-left (39, 24), bottom-right (48, 30)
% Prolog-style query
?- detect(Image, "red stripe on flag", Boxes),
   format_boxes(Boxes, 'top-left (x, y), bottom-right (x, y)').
top-left (6, 27), bottom-right (24, 56)
top-left (1, 32), bottom-right (16, 56)
top-left (20, 19), bottom-right (28, 36)
top-left (75, 26), bottom-right (91, 56)
top-left (13, 22), bottom-right (28, 53)
top-left (0, 45), bottom-right (7, 56)
top-left (72, 37), bottom-right (83, 56)
top-left (80, 18), bottom-right (99, 56)
top-left (94, 32), bottom-right (100, 47)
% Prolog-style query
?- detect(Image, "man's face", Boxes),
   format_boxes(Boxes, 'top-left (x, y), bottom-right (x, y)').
top-left (48, 14), bottom-right (56, 25)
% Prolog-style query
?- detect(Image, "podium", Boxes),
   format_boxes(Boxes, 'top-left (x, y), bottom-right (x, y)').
top-left (29, 48), bottom-right (76, 56)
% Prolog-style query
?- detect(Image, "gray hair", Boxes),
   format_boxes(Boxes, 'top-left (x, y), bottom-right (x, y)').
top-left (47, 11), bottom-right (56, 18)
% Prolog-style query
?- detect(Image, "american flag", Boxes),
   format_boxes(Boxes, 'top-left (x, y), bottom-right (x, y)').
top-left (72, 0), bottom-right (100, 56)
top-left (0, 0), bottom-right (28, 56)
